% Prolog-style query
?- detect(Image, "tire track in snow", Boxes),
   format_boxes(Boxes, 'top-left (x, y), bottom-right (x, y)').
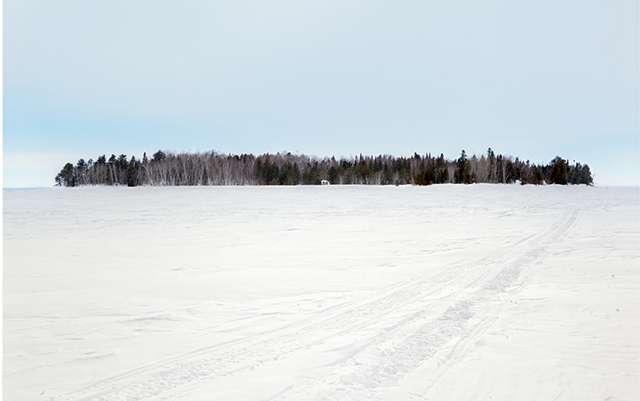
top-left (272, 210), bottom-right (578, 400)
top-left (52, 271), bottom-right (455, 401)
top-left (51, 269), bottom-right (462, 401)
top-left (52, 211), bottom-right (577, 401)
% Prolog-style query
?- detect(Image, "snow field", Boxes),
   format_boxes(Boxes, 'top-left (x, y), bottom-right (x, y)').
top-left (3, 185), bottom-right (639, 400)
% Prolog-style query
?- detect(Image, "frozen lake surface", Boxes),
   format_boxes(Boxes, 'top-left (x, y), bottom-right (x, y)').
top-left (4, 185), bottom-right (639, 401)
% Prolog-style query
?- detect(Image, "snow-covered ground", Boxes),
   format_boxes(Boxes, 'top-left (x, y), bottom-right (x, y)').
top-left (3, 185), bottom-right (639, 401)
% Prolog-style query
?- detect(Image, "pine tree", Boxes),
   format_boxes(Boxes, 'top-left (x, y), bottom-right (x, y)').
top-left (463, 160), bottom-right (476, 184)
top-left (548, 157), bottom-right (569, 185)
top-left (487, 148), bottom-right (496, 182)
top-left (153, 150), bottom-right (166, 162)
top-left (55, 163), bottom-right (77, 187)
top-left (581, 164), bottom-right (594, 186)
top-left (292, 163), bottom-right (301, 185)
top-left (455, 150), bottom-right (468, 184)
top-left (127, 156), bottom-right (139, 187)
top-left (328, 166), bottom-right (339, 184)
top-left (76, 159), bottom-right (88, 185)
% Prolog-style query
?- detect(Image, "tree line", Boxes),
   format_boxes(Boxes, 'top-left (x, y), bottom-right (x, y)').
top-left (55, 148), bottom-right (593, 187)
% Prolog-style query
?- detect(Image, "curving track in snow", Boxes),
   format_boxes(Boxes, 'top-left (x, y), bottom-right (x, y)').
top-left (53, 211), bottom-right (577, 401)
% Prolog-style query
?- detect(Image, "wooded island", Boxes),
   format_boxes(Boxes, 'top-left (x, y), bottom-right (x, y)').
top-left (55, 148), bottom-right (593, 187)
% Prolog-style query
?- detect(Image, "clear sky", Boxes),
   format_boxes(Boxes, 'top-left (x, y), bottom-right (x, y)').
top-left (4, 0), bottom-right (639, 187)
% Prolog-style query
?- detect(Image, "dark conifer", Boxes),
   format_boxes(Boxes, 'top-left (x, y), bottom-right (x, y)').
top-left (153, 150), bottom-right (166, 162)
top-left (328, 166), bottom-right (339, 184)
top-left (55, 163), bottom-right (77, 187)
top-left (455, 150), bottom-right (468, 184)
top-left (549, 157), bottom-right (569, 185)
top-left (127, 156), bottom-right (139, 187)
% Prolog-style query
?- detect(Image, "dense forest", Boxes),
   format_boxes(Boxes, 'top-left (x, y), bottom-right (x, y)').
top-left (55, 148), bottom-right (593, 187)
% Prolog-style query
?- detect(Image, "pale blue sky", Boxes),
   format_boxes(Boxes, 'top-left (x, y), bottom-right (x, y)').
top-left (4, 0), bottom-right (639, 187)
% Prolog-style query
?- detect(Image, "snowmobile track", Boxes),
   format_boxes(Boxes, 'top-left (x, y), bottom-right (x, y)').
top-left (53, 211), bottom-right (577, 401)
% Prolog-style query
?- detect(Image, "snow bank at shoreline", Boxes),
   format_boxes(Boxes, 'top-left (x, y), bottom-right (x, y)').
top-left (4, 185), bottom-right (638, 400)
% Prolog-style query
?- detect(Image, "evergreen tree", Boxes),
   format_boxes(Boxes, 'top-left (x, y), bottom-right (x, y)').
top-left (253, 159), bottom-right (263, 182)
top-left (328, 166), bottom-right (339, 184)
top-left (437, 168), bottom-right (449, 184)
top-left (463, 159), bottom-right (476, 184)
top-left (76, 158), bottom-right (88, 185)
top-left (435, 154), bottom-right (448, 183)
top-left (455, 150), bottom-right (468, 184)
top-left (153, 150), bottom-right (166, 162)
top-left (302, 163), bottom-right (321, 185)
top-left (487, 148), bottom-right (496, 182)
top-left (568, 162), bottom-right (594, 185)
top-left (76, 158), bottom-right (87, 172)
top-left (355, 159), bottom-right (371, 184)
top-left (117, 154), bottom-right (128, 185)
top-left (580, 164), bottom-right (594, 186)
top-left (292, 163), bottom-right (301, 185)
top-left (496, 155), bottom-right (505, 183)
top-left (55, 163), bottom-right (77, 187)
top-left (548, 157), bottom-right (569, 185)
top-left (106, 155), bottom-right (117, 185)
top-left (278, 162), bottom-right (297, 185)
top-left (532, 166), bottom-right (544, 185)
top-left (505, 161), bottom-right (516, 183)
top-left (260, 157), bottom-right (280, 185)
top-left (127, 156), bottom-right (139, 187)
top-left (414, 165), bottom-right (435, 185)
